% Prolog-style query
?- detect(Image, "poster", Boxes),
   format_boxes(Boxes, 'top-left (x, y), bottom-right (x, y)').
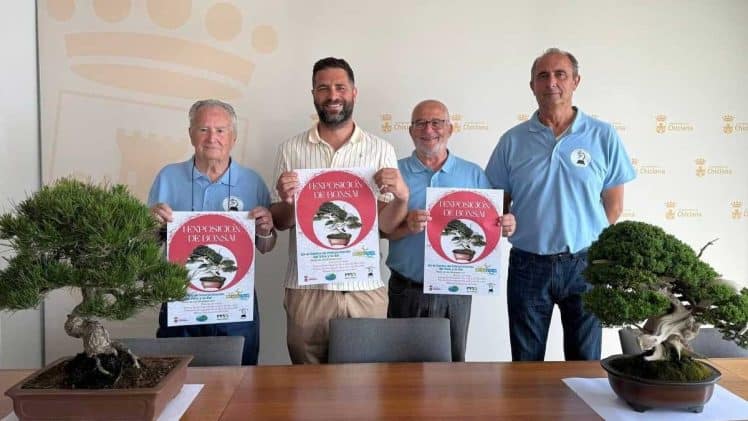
top-left (166, 212), bottom-right (255, 326)
top-left (295, 168), bottom-right (380, 286)
top-left (424, 188), bottom-right (503, 295)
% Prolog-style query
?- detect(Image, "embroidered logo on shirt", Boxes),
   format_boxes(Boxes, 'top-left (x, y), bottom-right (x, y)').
top-left (223, 196), bottom-right (244, 211)
top-left (570, 149), bottom-right (591, 167)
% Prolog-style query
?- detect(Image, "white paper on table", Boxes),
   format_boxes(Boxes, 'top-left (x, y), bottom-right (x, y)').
top-left (2, 383), bottom-right (204, 421)
top-left (563, 377), bottom-right (748, 421)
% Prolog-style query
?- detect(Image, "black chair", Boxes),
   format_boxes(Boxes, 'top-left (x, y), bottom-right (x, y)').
top-left (618, 327), bottom-right (748, 357)
top-left (117, 336), bottom-right (245, 366)
top-left (328, 318), bottom-right (452, 363)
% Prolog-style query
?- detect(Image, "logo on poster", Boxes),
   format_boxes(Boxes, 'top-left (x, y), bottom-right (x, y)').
top-left (631, 158), bottom-right (666, 175)
top-left (730, 201), bottom-right (748, 220)
top-left (722, 114), bottom-right (748, 134)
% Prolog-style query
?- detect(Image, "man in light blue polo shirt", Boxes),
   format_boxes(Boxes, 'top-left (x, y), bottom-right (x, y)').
top-left (148, 99), bottom-right (277, 365)
top-left (485, 48), bottom-right (636, 361)
top-left (387, 99), bottom-right (516, 361)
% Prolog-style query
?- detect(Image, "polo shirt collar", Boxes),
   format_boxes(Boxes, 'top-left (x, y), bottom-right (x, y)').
top-left (188, 156), bottom-right (238, 186)
top-left (407, 150), bottom-right (455, 174)
top-left (308, 122), bottom-right (362, 145)
top-left (528, 106), bottom-right (583, 133)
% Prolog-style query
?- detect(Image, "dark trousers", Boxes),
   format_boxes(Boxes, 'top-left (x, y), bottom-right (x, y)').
top-left (157, 290), bottom-right (260, 365)
top-left (507, 248), bottom-right (601, 361)
top-left (387, 270), bottom-right (471, 362)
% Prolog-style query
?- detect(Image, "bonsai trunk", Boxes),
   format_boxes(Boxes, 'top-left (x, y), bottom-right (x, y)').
top-left (636, 298), bottom-right (700, 361)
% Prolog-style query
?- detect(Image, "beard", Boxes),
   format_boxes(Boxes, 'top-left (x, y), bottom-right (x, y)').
top-left (314, 99), bottom-right (354, 127)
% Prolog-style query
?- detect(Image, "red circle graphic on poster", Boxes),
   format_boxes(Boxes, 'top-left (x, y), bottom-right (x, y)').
top-left (297, 170), bottom-right (376, 250)
top-left (168, 214), bottom-right (254, 292)
top-left (427, 191), bottom-right (500, 264)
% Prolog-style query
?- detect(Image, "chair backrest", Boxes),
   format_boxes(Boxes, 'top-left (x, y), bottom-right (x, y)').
top-left (328, 318), bottom-right (452, 364)
top-left (117, 336), bottom-right (245, 367)
top-left (618, 327), bottom-right (748, 358)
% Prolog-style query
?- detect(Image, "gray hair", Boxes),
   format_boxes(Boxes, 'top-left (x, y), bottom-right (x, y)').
top-left (530, 48), bottom-right (579, 80)
top-left (188, 99), bottom-right (237, 133)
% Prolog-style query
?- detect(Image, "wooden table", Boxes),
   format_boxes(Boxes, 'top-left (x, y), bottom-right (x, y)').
top-left (1, 359), bottom-right (746, 420)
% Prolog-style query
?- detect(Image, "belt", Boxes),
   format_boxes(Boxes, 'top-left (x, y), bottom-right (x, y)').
top-left (511, 247), bottom-right (588, 262)
top-left (389, 270), bottom-right (422, 288)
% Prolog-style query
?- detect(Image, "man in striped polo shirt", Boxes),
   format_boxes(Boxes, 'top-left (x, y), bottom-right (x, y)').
top-left (270, 57), bottom-right (409, 364)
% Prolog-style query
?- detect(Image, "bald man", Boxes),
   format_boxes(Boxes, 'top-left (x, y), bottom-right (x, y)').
top-left (385, 100), bottom-right (515, 361)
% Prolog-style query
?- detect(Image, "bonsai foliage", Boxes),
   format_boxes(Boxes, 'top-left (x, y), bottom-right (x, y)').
top-left (583, 221), bottom-right (748, 361)
top-left (313, 202), bottom-right (362, 236)
top-left (186, 245), bottom-right (237, 281)
top-left (441, 219), bottom-right (486, 252)
top-left (0, 179), bottom-right (188, 374)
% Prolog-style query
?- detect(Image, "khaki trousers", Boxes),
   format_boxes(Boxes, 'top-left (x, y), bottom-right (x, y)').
top-left (284, 287), bottom-right (387, 364)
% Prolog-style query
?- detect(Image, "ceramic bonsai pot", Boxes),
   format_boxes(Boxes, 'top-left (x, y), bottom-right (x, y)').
top-left (600, 354), bottom-right (721, 413)
top-left (200, 276), bottom-right (226, 290)
top-left (5, 355), bottom-right (192, 421)
top-left (452, 249), bottom-right (475, 262)
top-left (327, 233), bottom-right (352, 247)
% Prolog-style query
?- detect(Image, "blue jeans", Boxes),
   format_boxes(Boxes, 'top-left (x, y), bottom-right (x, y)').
top-left (507, 248), bottom-right (601, 361)
top-left (157, 291), bottom-right (260, 365)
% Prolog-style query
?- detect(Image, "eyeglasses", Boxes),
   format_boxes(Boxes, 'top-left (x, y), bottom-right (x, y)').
top-left (411, 119), bottom-right (449, 130)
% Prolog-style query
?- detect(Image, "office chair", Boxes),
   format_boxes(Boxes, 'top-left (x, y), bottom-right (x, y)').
top-left (328, 317), bottom-right (452, 363)
top-left (117, 336), bottom-right (245, 366)
top-left (618, 326), bottom-right (748, 357)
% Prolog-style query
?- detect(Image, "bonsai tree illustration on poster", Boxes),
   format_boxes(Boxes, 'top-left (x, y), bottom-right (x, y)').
top-left (441, 219), bottom-right (486, 262)
top-left (313, 201), bottom-right (362, 247)
top-left (186, 245), bottom-right (238, 290)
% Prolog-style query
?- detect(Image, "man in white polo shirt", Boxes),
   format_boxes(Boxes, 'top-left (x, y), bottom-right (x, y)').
top-left (270, 57), bottom-right (409, 364)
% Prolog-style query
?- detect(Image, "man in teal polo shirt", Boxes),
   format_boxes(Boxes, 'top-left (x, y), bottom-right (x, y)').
top-left (485, 48), bottom-right (636, 361)
top-left (386, 99), bottom-right (516, 361)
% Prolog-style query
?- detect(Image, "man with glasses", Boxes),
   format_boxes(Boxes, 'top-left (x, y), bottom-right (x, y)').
top-left (385, 99), bottom-right (516, 361)
top-left (148, 99), bottom-right (277, 365)
top-left (270, 57), bottom-right (409, 364)
top-left (485, 48), bottom-right (636, 361)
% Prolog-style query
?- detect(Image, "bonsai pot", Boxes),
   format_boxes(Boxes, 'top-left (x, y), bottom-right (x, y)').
top-left (327, 233), bottom-right (352, 247)
top-left (200, 276), bottom-right (226, 290)
top-left (5, 355), bottom-right (192, 421)
top-left (600, 354), bottom-right (721, 413)
top-left (452, 248), bottom-right (476, 262)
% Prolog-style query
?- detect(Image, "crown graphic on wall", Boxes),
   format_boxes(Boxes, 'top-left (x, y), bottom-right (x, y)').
top-left (694, 158), bottom-right (706, 165)
top-left (665, 201), bottom-right (677, 208)
top-left (47, 1), bottom-right (278, 100)
top-left (381, 114), bottom-right (393, 121)
top-left (731, 201), bottom-right (743, 208)
top-left (656, 115), bottom-right (667, 122)
top-left (631, 158), bottom-right (639, 166)
top-left (723, 115), bottom-right (735, 122)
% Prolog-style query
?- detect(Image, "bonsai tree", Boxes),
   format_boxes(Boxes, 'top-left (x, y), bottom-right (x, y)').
top-left (0, 178), bottom-right (188, 387)
top-left (313, 201), bottom-right (362, 246)
top-left (186, 245), bottom-right (237, 289)
top-left (441, 219), bottom-right (486, 261)
top-left (583, 221), bottom-right (748, 377)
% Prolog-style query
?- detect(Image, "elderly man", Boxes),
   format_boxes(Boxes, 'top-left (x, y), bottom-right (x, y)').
top-left (271, 57), bottom-right (409, 364)
top-left (386, 100), bottom-right (515, 361)
top-left (485, 48), bottom-right (636, 361)
top-left (149, 99), bottom-right (276, 365)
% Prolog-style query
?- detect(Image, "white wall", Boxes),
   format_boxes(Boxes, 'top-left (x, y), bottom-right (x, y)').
top-left (0, 1), bottom-right (42, 368)
top-left (3, 0), bottom-right (747, 367)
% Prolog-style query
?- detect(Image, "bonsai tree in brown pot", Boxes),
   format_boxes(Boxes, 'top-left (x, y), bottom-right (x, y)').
top-left (313, 201), bottom-right (362, 247)
top-left (186, 245), bottom-right (238, 290)
top-left (0, 178), bottom-right (189, 419)
top-left (441, 219), bottom-right (486, 262)
top-left (583, 220), bottom-right (748, 412)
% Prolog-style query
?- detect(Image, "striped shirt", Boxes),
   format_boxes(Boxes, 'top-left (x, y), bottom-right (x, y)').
top-left (272, 123), bottom-right (398, 290)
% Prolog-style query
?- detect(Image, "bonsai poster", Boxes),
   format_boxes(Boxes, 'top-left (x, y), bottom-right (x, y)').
top-left (295, 168), bottom-right (380, 286)
top-left (424, 188), bottom-right (503, 295)
top-left (166, 212), bottom-right (255, 326)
